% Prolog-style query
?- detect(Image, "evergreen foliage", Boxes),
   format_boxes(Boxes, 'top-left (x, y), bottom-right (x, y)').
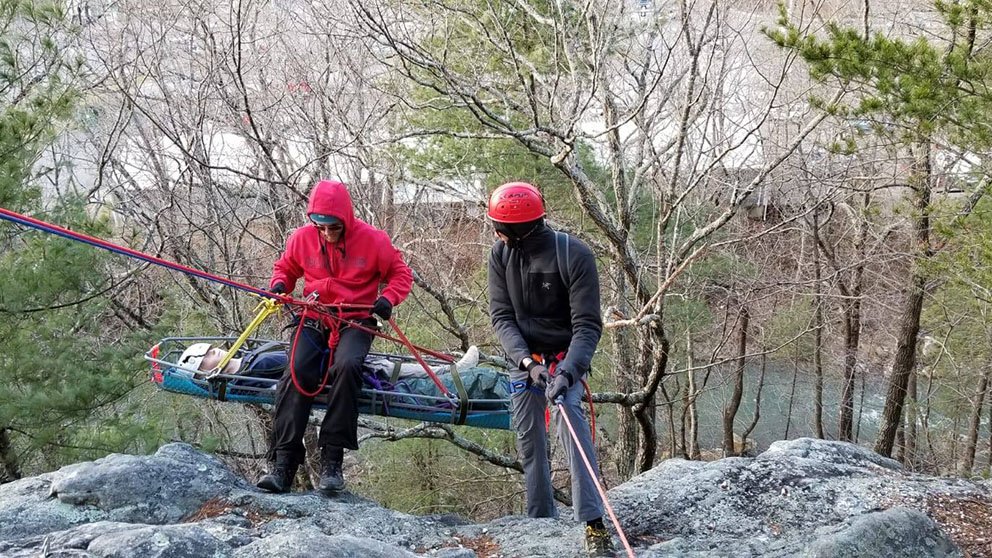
top-left (0, 0), bottom-right (167, 480)
top-left (766, 1), bottom-right (992, 146)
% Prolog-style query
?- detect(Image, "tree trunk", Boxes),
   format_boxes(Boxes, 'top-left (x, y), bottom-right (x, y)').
top-left (813, 296), bottom-right (825, 438)
top-left (616, 404), bottom-right (637, 479)
top-left (962, 367), bottom-right (990, 474)
top-left (837, 192), bottom-right (871, 442)
top-left (855, 372), bottom-right (867, 442)
top-left (921, 353), bottom-right (939, 471)
top-left (741, 351), bottom-right (767, 448)
top-left (722, 306), bottom-right (749, 456)
top-left (686, 374), bottom-right (700, 459)
top-left (0, 428), bottom-right (22, 483)
top-left (838, 295), bottom-right (862, 442)
top-left (610, 263), bottom-right (641, 479)
top-left (874, 276), bottom-right (926, 457)
top-left (986, 395), bottom-right (992, 475)
top-left (634, 333), bottom-right (666, 472)
top-left (951, 414), bottom-right (960, 465)
top-left (681, 329), bottom-right (701, 459)
top-left (874, 142), bottom-right (932, 458)
top-left (784, 340), bottom-right (800, 439)
top-left (383, 171), bottom-right (396, 234)
top-left (660, 379), bottom-right (679, 458)
top-left (904, 366), bottom-right (918, 468)
top-left (613, 295), bottom-right (639, 479)
top-left (812, 211), bottom-right (825, 439)
top-left (896, 427), bottom-right (906, 463)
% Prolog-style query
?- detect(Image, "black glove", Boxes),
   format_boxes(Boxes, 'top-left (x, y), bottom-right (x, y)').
top-left (546, 371), bottom-right (573, 404)
top-left (525, 360), bottom-right (550, 390)
top-left (372, 296), bottom-right (393, 320)
top-left (269, 282), bottom-right (286, 295)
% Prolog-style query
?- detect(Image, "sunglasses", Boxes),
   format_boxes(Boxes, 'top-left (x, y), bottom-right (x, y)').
top-left (312, 221), bottom-right (343, 232)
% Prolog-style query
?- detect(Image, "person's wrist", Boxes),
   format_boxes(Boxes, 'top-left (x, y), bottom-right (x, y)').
top-left (522, 357), bottom-right (535, 371)
top-left (557, 368), bottom-right (575, 386)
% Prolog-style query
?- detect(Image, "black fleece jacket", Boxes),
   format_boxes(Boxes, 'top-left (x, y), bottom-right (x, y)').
top-left (488, 224), bottom-right (602, 378)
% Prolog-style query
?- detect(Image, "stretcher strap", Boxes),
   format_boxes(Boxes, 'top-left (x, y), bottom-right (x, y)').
top-left (448, 363), bottom-right (469, 425)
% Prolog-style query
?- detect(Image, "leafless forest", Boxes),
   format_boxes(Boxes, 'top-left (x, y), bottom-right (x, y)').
top-left (6, 0), bottom-right (992, 519)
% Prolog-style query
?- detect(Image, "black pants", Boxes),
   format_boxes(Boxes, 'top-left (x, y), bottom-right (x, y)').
top-left (269, 318), bottom-right (374, 466)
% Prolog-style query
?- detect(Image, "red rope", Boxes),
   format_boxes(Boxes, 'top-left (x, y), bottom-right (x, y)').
top-left (541, 353), bottom-right (595, 440)
top-left (286, 306), bottom-right (339, 397)
top-left (316, 309), bottom-right (454, 363)
top-left (0, 206), bottom-right (291, 302)
top-left (0, 206), bottom-right (460, 400)
top-left (282, 303), bottom-right (455, 399)
top-left (387, 317), bottom-right (453, 399)
top-left (583, 379), bottom-right (596, 444)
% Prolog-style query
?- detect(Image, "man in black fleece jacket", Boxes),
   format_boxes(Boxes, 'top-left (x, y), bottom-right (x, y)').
top-left (486, 182), bottom-right (614, 557)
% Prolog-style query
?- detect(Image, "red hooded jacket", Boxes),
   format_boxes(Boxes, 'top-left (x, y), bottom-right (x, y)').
top-left (269, 180), bottom-right (413, 319)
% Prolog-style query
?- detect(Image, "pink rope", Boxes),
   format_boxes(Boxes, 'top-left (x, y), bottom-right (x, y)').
top-left (556, 401), bottom-right (635, 558)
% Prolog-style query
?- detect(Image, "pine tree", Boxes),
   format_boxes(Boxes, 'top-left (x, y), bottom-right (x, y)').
top-left (767, 0), bottom-right (992, 457)
top-left (0, 0), bottom-right (164, 481)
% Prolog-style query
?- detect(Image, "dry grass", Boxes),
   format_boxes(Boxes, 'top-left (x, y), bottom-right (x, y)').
top-left (416, 534), bottom-right (502, 558)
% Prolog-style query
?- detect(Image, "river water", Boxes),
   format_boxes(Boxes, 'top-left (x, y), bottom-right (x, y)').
top-left (647, 360), bottom-right (892, 454)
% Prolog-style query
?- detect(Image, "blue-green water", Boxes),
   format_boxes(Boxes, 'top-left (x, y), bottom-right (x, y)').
top-left (687, 361), bottom-right (887, 452)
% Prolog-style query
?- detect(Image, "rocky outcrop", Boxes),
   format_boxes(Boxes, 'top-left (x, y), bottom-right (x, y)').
top-left (0, 438), bottom-right (987, 557)
top-left (611, 438), bottom-right (982, 557)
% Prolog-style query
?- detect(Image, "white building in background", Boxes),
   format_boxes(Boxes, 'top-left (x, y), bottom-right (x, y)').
top-left (392, 177), bottom-right (484, 208)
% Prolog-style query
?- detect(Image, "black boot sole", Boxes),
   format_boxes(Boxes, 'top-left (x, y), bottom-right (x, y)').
top-left (257, 476), bottom-right (289, 493)
top-left (318, 484), bottom-right (345, 495)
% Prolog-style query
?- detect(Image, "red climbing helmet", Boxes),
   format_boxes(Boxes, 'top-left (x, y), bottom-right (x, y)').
top-left (487, 182), bottom-right (546, 223)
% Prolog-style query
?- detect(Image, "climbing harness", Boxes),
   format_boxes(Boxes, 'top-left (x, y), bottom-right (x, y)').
top-left (512, 352), bottom-right (596, 442)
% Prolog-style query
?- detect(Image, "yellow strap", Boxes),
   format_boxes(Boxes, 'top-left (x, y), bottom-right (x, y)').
top-left (205, 295), bottom-right (282, 379)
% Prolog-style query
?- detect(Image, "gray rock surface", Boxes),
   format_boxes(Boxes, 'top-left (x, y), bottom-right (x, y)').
top-left (805, 507), bottom-right (959, 558)
top-left (0, 438), bottom-right (986, 557)
top-left (612, 438), bottom-right (975, 557)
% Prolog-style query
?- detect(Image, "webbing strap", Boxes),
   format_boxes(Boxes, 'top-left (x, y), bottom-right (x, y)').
top-left (448, 363), bottom-right (469, 425)
top-left (210, 376), bottom-right (229, 402)
top-left (389, 361), bottom-right (403, 384)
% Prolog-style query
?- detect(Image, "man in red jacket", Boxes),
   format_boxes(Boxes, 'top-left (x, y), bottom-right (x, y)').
top-left (257, 180), bottom-right (413, 495)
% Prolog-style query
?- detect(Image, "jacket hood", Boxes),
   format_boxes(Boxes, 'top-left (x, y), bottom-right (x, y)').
top-left (306, 180), bottom-right (356, 230)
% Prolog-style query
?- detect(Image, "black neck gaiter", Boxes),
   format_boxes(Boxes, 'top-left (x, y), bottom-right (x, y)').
top-left (494, 218), bottom-right (543, 248)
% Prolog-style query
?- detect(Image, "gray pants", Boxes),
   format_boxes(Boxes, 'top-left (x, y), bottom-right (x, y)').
top-left (510, 370), bottom-right (604, 521)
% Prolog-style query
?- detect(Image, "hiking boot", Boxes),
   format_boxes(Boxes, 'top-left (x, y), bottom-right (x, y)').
top-left (317, 446), bottom-right (345, 495)
top-left (257, 462), bottom-right (297, 494)
top-left (584, 525), bottom-right (616, 557)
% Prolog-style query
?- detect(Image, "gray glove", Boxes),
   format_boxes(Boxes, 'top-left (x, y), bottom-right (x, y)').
top-left (546, 372), bottom-right (573, 404)
top-left (525, 360), bottom-right (550, 390)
